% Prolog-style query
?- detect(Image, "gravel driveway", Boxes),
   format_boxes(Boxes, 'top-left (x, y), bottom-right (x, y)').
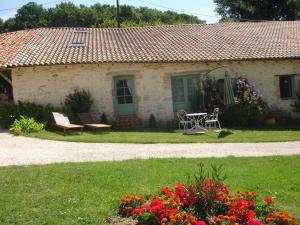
top-left (0, 130), bottom-right (299, 166)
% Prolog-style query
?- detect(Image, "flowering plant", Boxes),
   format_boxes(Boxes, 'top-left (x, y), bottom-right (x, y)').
top-left (118, 195), bottom-right (146, 217)
top-left (117, 164), bottom-right (298, 225)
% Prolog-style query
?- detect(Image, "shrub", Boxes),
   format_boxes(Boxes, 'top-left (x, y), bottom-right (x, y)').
top-left (64, 89), bottom-right (94, 114)
top-left (148, 114), bottom-right (157, 128)
top-left (10, 116), bottom-right (44, 135)
top-left (191, 77), bottom-right (223, 113)
top-left (101, 112), bottom-right (108, 124)
top-left (0, 101), bottom-right (73, 129)
top-left (264, 108), bottom-right (293, 125)
top-left (291, 91), bottom-right (300, 112)
top-left (222, 77), bottom-right (267, 127)
top-left (165, 119), bottom-right (178, 130)
top-left (222, 100), bottom-right (267, 127)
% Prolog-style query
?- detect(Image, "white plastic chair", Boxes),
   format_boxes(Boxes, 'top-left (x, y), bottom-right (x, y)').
top-left (177, 110), bottom-right (192, 131)
top-left (204, 108), bottom-right (221, 131)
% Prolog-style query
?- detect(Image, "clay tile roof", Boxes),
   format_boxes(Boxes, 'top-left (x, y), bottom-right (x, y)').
top-left (1, 21), bottom-right (300, 68)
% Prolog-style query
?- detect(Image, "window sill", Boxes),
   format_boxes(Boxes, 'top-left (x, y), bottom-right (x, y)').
top-left (280, 97), bottom-right (295, 100)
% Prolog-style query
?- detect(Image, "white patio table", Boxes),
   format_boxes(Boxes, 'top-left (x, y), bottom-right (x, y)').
top-left (185, 112), bottom-right (208, 134)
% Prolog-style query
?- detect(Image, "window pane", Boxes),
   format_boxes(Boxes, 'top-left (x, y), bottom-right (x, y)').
top-left (187, 78), bottom-right (198, 101)
top-left (172, 78), bottom-right (184, 102)
top-left (117, 97), bottom-right (125, 104)
top-left (124, 87), bottom-right (131, 96)
top-left (125, 96), bottom-right (133, 103)
top-left (280, 76), bottom-right (293, 98)
top-left (116, 80), bottom-right (124, 88)
top-left (117, 88), bottom-right (124, 97)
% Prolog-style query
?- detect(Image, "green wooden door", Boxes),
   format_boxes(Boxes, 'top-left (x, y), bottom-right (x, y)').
top-left (171, 76), bottom-right (198, 111)
top-left (114, 76), bottom-right (136, 115)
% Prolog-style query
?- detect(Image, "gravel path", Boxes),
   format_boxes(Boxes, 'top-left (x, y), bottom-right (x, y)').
top-left (0, 130), bottom-right (300, 166)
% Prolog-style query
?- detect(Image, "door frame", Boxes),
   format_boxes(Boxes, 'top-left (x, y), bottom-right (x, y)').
top-left (113, 75), bottom-right (136, 116)
top-left (171, 75), bottom-right (199, 112)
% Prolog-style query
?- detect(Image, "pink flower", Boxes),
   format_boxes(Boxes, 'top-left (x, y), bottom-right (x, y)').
top-left (264, 196), bottom-right (273, 205)
top-left (196, 221), bottom-right (206, 225)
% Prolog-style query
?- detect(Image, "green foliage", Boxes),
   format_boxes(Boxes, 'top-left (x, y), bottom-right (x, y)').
top-left (191, 82), bottom-right (205, 112)
top-left (222, 101), bottom-right (266, 127)
top-left (14, 2), bottom-right (48, 29)
top-left (291, 91), bottom-right (300, 112)
top-left (136, 211), bottom-right (158, 225)
top-left (165, 120), bottom-right (178, 130)
top-left (191, 77), bottom-right (223, 113)
top-left (192, 163), bottom-right (227, 184)
top-left (0, 19), bottom-right (4, 33)
top-left (10, 116), bottom-right (44, 135)
top-left (265, 108), bottom-right (293, 125)
top-left (1, 2), bottom-right (205, 32)
top-left (64, 89), bottom-right (93, 114)
top-left (0, 101), bottom-right (72, 129)
top-left (214, 0), bottom-right (300, 21)
top-left (148, 114), bottom-right (157, 128)
top-left (101, 112), bottom-right (108, 124)
top-left (222, 77), bottom-right (268, 127)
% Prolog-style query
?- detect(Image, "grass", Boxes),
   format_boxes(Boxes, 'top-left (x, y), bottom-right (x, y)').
top-left (25, 126), bottom-right (300, 143)
top-left (0, 156), bottom-right (299, 224)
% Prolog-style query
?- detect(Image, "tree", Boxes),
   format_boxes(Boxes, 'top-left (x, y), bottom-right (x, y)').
top-left (14, 2), bottom-right (48, 29)
top-left (0, 19), bottom-right (3, 33)
top-left (214, 0), bottom-right (300, 21)
top-left (0, 1), bottom-right (205, 32)
top-left (48, 2), bottom-right (80, 27)
top-left (3, 18), bottom-right (17, 32)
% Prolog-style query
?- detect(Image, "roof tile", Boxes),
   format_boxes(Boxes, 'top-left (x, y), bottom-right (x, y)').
top-left (1, 21), bottom-right (300, 68)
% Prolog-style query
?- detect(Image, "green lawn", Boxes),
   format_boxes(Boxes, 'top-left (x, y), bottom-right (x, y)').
top-left (0, 156), bottom-right (299, 224)
top-left (26, 126), bottom-right (300, 143)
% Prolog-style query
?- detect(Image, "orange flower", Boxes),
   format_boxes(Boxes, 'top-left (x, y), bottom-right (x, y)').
top-left (161, 218), bottom-right (168, 223)
top-left (170, 218), bottom-right (177, 224)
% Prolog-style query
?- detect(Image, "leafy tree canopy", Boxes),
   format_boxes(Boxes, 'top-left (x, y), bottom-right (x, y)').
top-left (214, 0), bottom-right (300, 21)
top-left (0, 1), bottom-right (205, 33)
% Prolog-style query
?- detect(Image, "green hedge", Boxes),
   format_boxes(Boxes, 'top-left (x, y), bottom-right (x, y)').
top-left (0, 101), bottom-right (73, 129)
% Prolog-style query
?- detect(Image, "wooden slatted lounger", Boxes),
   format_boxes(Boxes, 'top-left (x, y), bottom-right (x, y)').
top-left (52, 112), bottom-right (84, 136)
top-left (78, 113), bottom-right (112, 134)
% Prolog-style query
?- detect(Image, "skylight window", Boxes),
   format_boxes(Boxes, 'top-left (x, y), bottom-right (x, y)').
top-left (69, 42), bottom-right (85, 48)
top-left (74, 27), bottom-right (88, 33)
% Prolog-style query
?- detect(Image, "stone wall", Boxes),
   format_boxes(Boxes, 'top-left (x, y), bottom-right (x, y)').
top-left (12, 60), bottom-right (300, 124)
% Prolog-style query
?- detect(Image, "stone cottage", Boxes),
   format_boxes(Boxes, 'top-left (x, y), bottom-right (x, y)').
top-left (0, 21), bottom-right (299, 125)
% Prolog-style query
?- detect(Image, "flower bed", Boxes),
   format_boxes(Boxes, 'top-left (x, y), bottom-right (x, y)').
top-left (116, 165), bottom-right (298, 225)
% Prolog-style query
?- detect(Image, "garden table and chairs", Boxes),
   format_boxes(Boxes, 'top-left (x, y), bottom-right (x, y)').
top-left (177, 108), bottom-right (221, 134)
top-left (185, 112), bottom-right (208, 134)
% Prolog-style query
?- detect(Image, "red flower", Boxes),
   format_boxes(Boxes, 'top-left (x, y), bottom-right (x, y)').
top-left (264, 196), bottom-right (273, 205)
top-left (133, 208), bottom-right (145, 215)
top-left (196, 221), bottom-right (206, 225)
top-left (162, 187), bottom-right (172, 197)
top-left (247, 210), bottom-right (256, 220)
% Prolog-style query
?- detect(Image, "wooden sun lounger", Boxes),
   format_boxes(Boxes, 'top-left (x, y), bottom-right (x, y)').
top-left (78, 113), bottom-right (112, 134)
top-left (52, 112), bottom-right (84, 136)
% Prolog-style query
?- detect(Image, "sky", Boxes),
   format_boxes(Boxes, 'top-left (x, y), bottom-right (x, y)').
top-left (0, 0), bottom-right (221, 23)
